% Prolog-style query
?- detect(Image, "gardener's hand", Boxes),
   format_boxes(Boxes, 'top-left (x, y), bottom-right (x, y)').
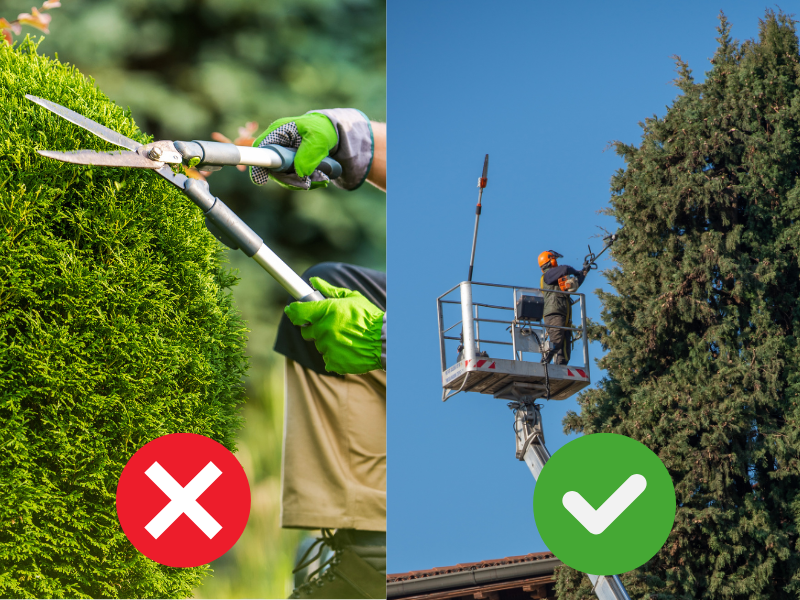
top-left (284, 277), bottom-right (385, 375)
top-left (251, 108), bottom-right (379, 191)
top-left (250, 113), bottom-right (337, 190)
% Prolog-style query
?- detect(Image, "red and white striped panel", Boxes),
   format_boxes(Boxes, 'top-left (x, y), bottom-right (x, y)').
top-left (465, 359), bottom-right (496, 369)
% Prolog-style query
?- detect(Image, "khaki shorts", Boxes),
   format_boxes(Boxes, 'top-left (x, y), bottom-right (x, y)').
top-left (281, 359), bottom-right (386, 532)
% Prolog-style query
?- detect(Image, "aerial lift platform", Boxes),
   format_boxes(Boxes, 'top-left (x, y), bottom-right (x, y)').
top-left (439, 282), bottom-right (591, 402)
top-left (437, 281), bottom-right (630, 600)
top-left (437, 156), bottom-right (630, 600)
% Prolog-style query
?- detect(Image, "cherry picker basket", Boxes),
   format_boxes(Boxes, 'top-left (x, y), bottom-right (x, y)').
top-left (436, 281), bottom-right (591, 402)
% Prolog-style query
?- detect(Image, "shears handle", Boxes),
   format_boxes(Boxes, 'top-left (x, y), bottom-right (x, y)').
top-left (174, 140), bottom-right (342, 179)
top-left (182, 178), bottom-right (324, 302)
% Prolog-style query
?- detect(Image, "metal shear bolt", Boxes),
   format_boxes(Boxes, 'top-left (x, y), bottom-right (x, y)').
top-left (148, 147), bottom-right (163, 160)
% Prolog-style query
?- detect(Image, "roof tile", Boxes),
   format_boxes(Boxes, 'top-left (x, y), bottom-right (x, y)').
top-left (386, 551), bottom-right (556, 583)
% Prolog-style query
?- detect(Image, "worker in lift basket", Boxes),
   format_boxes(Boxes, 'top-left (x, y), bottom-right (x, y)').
top-left (538, 250), bottom-right (590, 365)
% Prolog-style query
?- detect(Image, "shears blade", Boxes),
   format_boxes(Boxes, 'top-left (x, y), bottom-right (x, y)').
top-left (38, 149), bottom-right (163, 169)
top-left (26, 94), bottom-right (142, 151)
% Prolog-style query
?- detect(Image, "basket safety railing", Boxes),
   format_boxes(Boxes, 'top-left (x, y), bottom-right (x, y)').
top-left (437, 281), bottom-right (590, 402)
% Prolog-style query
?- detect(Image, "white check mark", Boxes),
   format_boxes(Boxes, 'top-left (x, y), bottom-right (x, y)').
top-left (562, 474), bottom-right (647, 535)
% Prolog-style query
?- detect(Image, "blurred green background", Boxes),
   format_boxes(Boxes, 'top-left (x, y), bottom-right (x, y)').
top-left (4, 0), bottom-right (385, 597)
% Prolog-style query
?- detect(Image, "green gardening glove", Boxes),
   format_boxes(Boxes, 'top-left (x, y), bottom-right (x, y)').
top-left (284, 277), bottom-right (384, 375)
top-left (250, 113), bottom-right (338, 191)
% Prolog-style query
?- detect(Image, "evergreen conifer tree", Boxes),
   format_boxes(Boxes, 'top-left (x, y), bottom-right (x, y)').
top-left (0, 40), bottom-right (248, 598)
top-left (556, 11), bottom-right (800, 599)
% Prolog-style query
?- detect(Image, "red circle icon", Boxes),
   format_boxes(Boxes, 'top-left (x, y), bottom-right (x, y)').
top-left (116, 433), bottom-right (251, 567)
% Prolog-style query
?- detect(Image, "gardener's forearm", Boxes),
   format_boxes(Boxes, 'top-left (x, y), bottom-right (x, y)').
top-left (367, 121), bottom-right (386, 191)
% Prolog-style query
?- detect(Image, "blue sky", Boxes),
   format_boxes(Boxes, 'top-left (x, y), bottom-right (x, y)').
top-left (387, 0), bottom-right (773, 574)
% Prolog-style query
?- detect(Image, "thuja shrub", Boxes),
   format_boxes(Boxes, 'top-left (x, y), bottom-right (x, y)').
top-left (0, 39), bottom-right (248, 598)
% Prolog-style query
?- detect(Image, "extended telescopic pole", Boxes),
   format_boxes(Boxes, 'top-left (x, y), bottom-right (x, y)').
top-left (467, 154), bottom-right (489, 282)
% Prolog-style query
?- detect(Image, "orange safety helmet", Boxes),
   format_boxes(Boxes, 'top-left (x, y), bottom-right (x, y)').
top-left (538, 250), bottom-right (562, 269)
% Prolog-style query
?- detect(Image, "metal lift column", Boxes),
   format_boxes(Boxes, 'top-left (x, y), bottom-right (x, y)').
top-left (511, 398), bottom-right (631, 600)
top-left (459, 281), bottom-right (477, 365)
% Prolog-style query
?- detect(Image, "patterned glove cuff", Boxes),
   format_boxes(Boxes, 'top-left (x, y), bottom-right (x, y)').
top-left (308, 108), bottom-right (374, 190)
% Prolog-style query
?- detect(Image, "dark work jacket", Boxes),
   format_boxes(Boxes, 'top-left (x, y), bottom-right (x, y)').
top-left (541, 264), bottom-right (585, 317)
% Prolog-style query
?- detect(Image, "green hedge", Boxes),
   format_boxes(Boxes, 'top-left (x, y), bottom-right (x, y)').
top-left (0, 39), bottom-right (248, 598)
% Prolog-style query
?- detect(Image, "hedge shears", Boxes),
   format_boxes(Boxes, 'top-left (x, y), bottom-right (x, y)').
top-left (26, 94), bottom-right (333, 302)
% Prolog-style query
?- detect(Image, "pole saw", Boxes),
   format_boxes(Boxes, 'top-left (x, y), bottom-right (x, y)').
top-left (584, 233), bottom-right (619, 271)
top-left (467, 154), bottom-right (488, 282)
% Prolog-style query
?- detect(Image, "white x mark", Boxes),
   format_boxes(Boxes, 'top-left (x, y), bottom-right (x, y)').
top-left (145, 461), bottom-right (223, 540)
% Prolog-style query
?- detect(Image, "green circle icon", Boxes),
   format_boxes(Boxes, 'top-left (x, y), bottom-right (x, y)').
top-left (534, 433), bottom-right (675, 575)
